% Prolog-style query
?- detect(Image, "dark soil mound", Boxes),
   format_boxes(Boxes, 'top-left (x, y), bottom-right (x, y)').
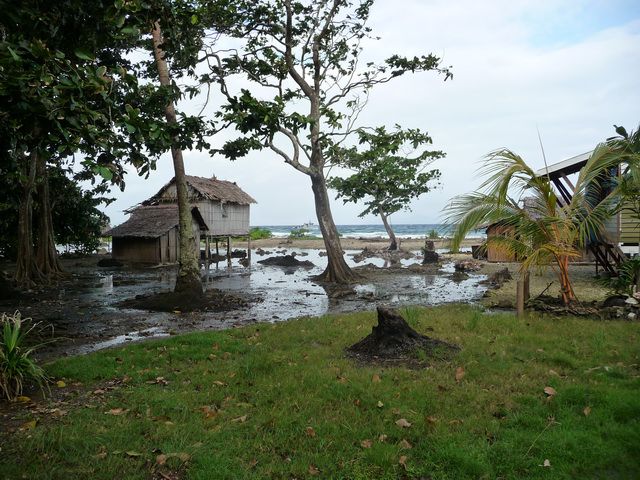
top-left (119, 288), bottom-right (249, 313)
top-left (257, 254), bottom-right (314, 268)
top-left (480, 267), bottom-right (512, 288)
top-left (97, 258), bottom-right (123, 268)
top-left (346, 306), bottom-right (459, 368)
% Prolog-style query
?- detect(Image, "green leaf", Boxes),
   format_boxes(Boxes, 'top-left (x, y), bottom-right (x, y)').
top-left (125, 123), bottom-right (136, 134)
top-left (74, 49), bottom-right (94, 61)
top-left (7, 46), bottom-right (20, 61)
top-left (191, 14), bottom-right (199, 25)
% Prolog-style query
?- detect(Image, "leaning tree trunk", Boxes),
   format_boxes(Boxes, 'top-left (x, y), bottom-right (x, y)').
top-left (152, 22), bottom-right (202, 295)
top-left (35, 158), bottom-right (63, 279)
top-left (15, 150), bottom-right (44, 288)
top-left (380, 211), bottom-right (398, 251)
top-left (310, 171), bottom-right (356, 283)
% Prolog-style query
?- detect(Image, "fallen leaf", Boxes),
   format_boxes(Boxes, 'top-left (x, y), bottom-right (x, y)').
top-left (372, 374), bottom-right (381, 383)
top-left (156, 454), bottom-right (167, 465)
top-left (541, 459), bottom-right (551, 467)
top-left (455, 366), bottom-right (465, 383)
top-left (93, 389), bottom-right (106, 395)
top-left (21, 419), bottom-right (37, 430)
top-left (200, 405), bottom-right (218, 419)
top-left (212, 380), bottom-right (226, 386)
top-left (360, 439), bottom-right (372, 448)
top-left (548, 369), bottom-right (560, 377)
top-left (425, 415), bottom-right (438, 425)
top-left (353, 399), bottom-right (361, 407)
top-left (308, 465), bottom-right (319, 476)
top-left (105, 408), bottom-right (127, 416)
top-left (395, 418), bottom-right (412, 428)
top-left (378, 434), bottom-right (388, 442)
top-left (377, 401), bottom-right (384, 408)
top-left (543, 386), bottom-right (557, 397)
top-left (583, 406), bottom-right (591, 416)
top-left (399, 439), bottom-right (413, 449)
top-left (125, 451), bottom-right (142, 458)
top-left (448, 419), bottom-right (463, 425)
top-left (305, 426), bottom-right (316, 437)
top-left (337, 375), bottom-right (347, 384)
top-left (399, 455), bottom-right (408, 469)
top-left (231, 415), bottom-right (248, 423)
top-left (249, 458), bottom-right (258, 467)
top-left (56, 380), bottom-right (66, 388)
top-left (16, 396), bottom-right (31, 403)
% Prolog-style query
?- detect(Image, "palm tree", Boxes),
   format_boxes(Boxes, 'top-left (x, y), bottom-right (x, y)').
top-left (445, 146), bottom-right (622, 305)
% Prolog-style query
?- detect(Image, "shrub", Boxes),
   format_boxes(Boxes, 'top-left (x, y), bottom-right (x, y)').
top-left (427, 229), bottom-right (440, 239)
top-left (289, 227), bottom-right (310, 238)
top-left (249, 227), bottom-right (273, 240)
top-left (600, 257), bottom-right (640, 296)
top-left (0, 311), bottom-right (48, 401)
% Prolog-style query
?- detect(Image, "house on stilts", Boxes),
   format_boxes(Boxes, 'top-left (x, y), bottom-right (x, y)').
top-left (105, 175), bottom-right (256, 265)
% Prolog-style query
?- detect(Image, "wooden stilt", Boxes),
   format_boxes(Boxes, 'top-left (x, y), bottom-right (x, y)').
top-left (227, 236), bottom-right (232, 267)
top-left (205, 236), bottom-right (210, 262)
top-left (215, 239), bottom-right (219, 257)
top-left (516, 276), bottom-right (527, 318)
top-left (247, 235), bottom-right (251, 266)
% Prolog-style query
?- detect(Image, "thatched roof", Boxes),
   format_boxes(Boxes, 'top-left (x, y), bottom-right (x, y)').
top-left (147, 175), bottom-right (257, 205)
top-left (104, 204), bottom-right (207, 238)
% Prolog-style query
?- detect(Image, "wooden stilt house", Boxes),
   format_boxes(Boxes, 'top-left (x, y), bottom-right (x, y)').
top-left (106, 175), bottom-right (256, 265)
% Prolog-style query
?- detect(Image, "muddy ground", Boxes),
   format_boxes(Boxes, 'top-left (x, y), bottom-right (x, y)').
top-left (0, 238), bottom-right (607, 361)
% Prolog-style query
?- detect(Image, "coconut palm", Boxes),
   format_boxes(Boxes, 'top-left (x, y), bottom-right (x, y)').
top-left (445, 145), bottom-right (623, 305)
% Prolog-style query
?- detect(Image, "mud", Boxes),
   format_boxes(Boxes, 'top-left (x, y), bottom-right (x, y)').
top-left (0, 247), bottom-right (491, 360)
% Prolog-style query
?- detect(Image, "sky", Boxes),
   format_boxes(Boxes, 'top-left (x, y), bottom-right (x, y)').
top-left (102, 0), bottom-right (640, 228)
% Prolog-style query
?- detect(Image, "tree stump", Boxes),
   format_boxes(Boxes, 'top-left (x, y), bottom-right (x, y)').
top-left (346, 306), bottom-right (459, 366)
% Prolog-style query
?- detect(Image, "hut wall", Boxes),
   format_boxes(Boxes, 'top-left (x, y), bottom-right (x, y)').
top-left (196, 201), bottom-right (250, 236)
top-left (112, 237), bottom-right (160, 263)
top-left (620, 207), bottom-right (640, 244)
top-left (486, 225), bottom-right (517, 262)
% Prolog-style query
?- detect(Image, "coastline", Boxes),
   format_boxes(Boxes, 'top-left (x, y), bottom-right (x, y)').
top-left (244, 236), bottom-right (483, 251)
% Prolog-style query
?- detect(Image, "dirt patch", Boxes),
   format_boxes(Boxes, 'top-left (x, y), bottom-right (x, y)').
top-left (119, 288), bottom-right (252, 313)
top-left (257, 255), bottom-right (314, 268)
top-left (346, 306), bottom-right (459, 368)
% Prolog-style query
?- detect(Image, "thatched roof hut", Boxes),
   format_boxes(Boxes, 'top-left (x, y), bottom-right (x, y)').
top-left (104, 204), bottom-right (207, 264)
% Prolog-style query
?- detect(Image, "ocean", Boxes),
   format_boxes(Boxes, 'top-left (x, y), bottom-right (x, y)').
top-left (256, 224), bottom-right (486, 239)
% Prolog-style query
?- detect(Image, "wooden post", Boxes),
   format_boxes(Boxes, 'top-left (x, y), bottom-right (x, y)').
top-left (516, 271), bottom-right (530, 318)
top-left (205, 236), bottom-right (210, 262)
top-left (215, 239), bottom-right (219, 257)
top-left (227, 236), bottom-right (232, 267)
top-left (247, 235), bottom-right (251, 266)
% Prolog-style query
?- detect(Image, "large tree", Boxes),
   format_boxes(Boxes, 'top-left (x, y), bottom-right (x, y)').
top-left (327, 126), bottom-right (443, 250)
top-left (0, 0), bottom-right (157, 287)
top-left (213, 0), bottom-right (452, 283)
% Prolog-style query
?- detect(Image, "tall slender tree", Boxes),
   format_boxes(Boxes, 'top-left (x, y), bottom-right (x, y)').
top-left (213, 0), bottom-right (452, 283)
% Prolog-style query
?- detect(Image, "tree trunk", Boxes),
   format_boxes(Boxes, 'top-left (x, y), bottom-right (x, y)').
top-left (310, 171), bottom-right (356, 283)
top-left (15, 150), bottom-right (44, 288)
top-left (380, 211), bottom-right (398, 250)
top-left (557, 255), bottom-right (575, 305)
top-left (35, 158), bottom-right (63, 279)
top-left (152, 22), bottom-right (202, 295)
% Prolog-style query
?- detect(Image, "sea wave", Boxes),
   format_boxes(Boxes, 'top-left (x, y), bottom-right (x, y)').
top-left (257, 224), bottom-right (485, 240)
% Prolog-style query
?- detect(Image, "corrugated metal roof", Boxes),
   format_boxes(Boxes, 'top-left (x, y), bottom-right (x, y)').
top-left (534, 151), bottom-right (592, 179)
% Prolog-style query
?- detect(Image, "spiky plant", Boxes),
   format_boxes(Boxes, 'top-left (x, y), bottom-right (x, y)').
top-left (0, 311), bottom-right (48, 401)
top-left (445, 144), bottom-right (623, 305)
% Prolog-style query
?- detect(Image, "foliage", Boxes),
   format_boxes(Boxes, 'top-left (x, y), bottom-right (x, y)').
top-left (427, 229), bottom-right (441, 239)
top-left (249, 227), bottom-right (273, 240)
top-left (289, 227), bottom-right (311, 238)
top-left (211, 0), bottom-right (452, 282)
top-left (0, 168), bottom-right (109, 258)
top-left (0, 311), bottom-right (47, 401)
top-left (2, 306), bottom-right (639, 478)
top-left (599, 257), bottom-right (640, 296)
top-left (445, 146), bottom-right (623, 304)
top-left (609, 124), bottom-right (640, 242)
top-left (328, 126), bottom-right (443, 217)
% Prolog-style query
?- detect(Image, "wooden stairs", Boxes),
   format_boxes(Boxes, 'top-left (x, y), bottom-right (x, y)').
top-left (588, 240), bottom-right (626, 276)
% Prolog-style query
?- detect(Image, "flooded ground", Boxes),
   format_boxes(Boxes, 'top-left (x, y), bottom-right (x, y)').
top-left (0, 247), bottom-right (489, 359)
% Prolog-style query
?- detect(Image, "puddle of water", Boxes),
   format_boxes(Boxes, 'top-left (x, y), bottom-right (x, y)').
top-left (72, 327), bottom-right (169, 355)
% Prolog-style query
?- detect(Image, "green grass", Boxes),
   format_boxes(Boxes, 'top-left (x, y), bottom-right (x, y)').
top-left (1, 305), bottom-right (639, 479)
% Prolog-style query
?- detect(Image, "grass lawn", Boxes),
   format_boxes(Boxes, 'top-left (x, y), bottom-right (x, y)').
top-left (1, 305), bottom-right (639, 479)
